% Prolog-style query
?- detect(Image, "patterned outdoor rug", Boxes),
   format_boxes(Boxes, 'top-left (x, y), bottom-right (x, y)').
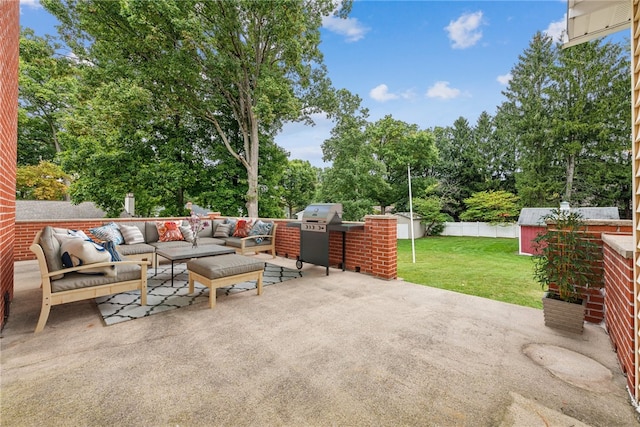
top-left (95, 262), bottom-right (303, 326)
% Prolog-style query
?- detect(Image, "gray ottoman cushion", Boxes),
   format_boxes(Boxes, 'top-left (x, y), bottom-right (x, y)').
top-left (187, 255), bottom-right (264, 279)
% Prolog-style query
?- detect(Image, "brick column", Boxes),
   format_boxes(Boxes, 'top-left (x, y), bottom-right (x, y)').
top-left (0, 0), bottom-right (19, 328)
top-left (365, 215), bottom-right (397, 280)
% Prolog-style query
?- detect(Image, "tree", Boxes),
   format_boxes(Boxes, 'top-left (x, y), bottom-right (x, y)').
top-left (280, 159), bottom-right (319, 218)
top-left (319, 90), bottom-right (380, 220)
top-left (459, 190), bottom-right (520, 223)
top-left (496, 33), bottom-right (630, 211)
top-left (430, 118), bottom-right (483, 220)
top-left (496, 33), bottom-right (556, 207)
top-left (548, 38), bottom-right (631, 210)
top-left (44, 0), bottom-right (350, 217)
top-left (16, 161), bottom-right (70, 200)
top-left (412, 196), bottom-right (452, 236)
top-left (366, 115), bottom-right (438, 213)
top-left (18, 28), bottom-right (79, 164)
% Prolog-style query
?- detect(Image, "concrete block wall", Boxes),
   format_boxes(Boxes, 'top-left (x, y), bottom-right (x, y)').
top-left (602, 234), bottom-right (635, 395)
top-left (15, 215), bottom-right (398, 280)
top-left (0, 1), bottom-right (19, 329)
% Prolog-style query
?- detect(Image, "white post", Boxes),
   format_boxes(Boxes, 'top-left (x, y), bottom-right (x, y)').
top-left (408, 164), bottom-right (416, 263)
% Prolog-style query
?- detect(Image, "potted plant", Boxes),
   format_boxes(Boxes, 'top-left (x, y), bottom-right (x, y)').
top-left (532, 207), bottom-right (600, 334)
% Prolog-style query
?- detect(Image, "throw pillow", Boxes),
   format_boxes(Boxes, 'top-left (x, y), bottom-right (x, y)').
top-left (156, 221), bottom-right (185, 242)
top-left (119, 224), bottom-right (145, 245)
top-left (39, 226), bottom-right (67, 280)
top-left (89, 222), bottom-right (124, 245)
top-left (233, 219), bottom-right (253, 238)
top-left (179, 225), bottom-right (195, 243)
top-left (248, 220), bottom-right (273, 244)
top-left (60, 238), bottom-right (115, 277)
top-left (213, 222), bottom-right (232, 238)
top-left (224, 218), bottom-right (237, 236)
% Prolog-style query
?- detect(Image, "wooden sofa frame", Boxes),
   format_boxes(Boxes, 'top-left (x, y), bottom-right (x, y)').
top-left (231, 223), bottom-right (277, 258)
top-left (30, 230), bottom-right (149, 333)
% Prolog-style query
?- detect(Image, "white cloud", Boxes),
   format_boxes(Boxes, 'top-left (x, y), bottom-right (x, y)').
top-left (322, 15), bottom-right (369, 42)
top-left (20, 0), bottom-right (41, 9)
top-left (445, 11), bottom-right (484, 49)
top-left (496, 73), bottom-right (512, 85)
top-left (544, 14), bottom-right (567, 43)
top-left (370, 84), bottom-right (399, 102)
top-left (426, 81), bottom-right (461, 100)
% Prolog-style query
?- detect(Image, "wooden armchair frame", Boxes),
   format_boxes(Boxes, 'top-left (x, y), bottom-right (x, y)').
top-left (30, 230), bottom-right (148, 333)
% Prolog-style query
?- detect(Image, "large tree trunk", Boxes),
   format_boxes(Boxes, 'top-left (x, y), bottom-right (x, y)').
top-left (246, 127), bottom-right (259, 218)
top-left (564, 153), bottom-right (576, 202)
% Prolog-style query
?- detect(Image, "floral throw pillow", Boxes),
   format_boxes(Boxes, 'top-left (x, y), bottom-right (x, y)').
top-left (89, 222), bottom-right (124, 245)
top-left (233, 219), bottom-right (253, 238)
top-left (248, 220), bottom-right (273, 244)
top-left (156, 221), bottom-right (185, 242)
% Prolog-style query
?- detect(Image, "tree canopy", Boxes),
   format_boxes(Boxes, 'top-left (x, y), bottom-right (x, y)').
top-left (42, 0), bottom-right (351, 217)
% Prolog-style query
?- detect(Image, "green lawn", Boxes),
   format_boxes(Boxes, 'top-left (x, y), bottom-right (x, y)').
top-left (397, 236), bottom-right (543, 309)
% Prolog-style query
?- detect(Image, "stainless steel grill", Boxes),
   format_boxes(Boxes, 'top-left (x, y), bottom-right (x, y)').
top-left (297, 203), bottom-right (343, 275)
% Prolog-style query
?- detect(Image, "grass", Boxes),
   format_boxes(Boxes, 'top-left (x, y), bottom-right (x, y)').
top-left (397, 236), bottom-right (543, 309)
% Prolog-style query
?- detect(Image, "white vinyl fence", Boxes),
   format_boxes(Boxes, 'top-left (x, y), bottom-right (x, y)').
top-left (440, 222), bottom-right (519, 238)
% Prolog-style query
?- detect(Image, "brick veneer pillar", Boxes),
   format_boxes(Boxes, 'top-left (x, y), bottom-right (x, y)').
top-left (602, 234), bottom-right (635, 395)
top-left (0, 0), bottom-right (19, 328)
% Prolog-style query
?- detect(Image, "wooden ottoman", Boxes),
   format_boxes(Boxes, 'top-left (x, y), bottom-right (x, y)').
top-left (187, 254), bottom-right (265, 308)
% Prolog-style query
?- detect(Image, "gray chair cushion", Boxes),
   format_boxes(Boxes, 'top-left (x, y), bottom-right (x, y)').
top-left (187, 255), bottom-right (264, 279)
top-left (224, 237), bottom-right (270, 248)
top-left (51, 263), bottom-right (142, 292)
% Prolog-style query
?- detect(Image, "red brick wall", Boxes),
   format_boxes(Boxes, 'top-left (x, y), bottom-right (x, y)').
top-left (581, 222), bottom-right (632, 323)
top-left (545, 220), bottom-right (632, 324)
top-left (16, 216), bottom-right (399, 280)
top-left (602, 236), bottom-right (635, 394)
top-left (0, 1), bottom-right (19, 328)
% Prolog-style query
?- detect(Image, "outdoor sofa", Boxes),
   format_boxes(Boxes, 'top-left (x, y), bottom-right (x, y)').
top-left (109, 218), bottom-right (277, 267)
top-left (29, 218), bottom-right (276, 332)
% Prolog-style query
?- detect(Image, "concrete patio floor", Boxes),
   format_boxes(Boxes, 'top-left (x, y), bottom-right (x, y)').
top-left (2, 255), bottom-right (639, 426)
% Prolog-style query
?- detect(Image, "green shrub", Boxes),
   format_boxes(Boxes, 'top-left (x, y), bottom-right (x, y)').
top-left (412, 196), bottom-right (452, 236)
top-left (460, 190), bottom-right (520, 223)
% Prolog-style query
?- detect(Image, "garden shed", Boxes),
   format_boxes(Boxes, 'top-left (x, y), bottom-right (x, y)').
top-left (517, 206), bottom-right (620, 255)
top-left (394, 212), bottom-right (425, 239)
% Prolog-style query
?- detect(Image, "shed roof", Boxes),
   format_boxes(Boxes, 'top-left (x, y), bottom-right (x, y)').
top-left (393, 212), bottom-right (422, 221)
top-left (517, 207), bottom-right (620, 226)
top-left (16, 200), bottom-right (107, 220)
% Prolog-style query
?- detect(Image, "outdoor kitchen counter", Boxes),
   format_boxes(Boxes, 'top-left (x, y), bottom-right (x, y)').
top-left (287, 221), bottom-right (364, 272)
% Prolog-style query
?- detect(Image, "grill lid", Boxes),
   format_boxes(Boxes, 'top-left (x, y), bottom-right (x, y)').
top-left (301, 203), bottom-right (342, 225)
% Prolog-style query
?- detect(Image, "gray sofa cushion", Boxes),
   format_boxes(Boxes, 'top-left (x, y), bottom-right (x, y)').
top-left (196, 237), bottom-right (227, 246)
top-left (187, 254), bottom-right (264, 279)
top-left (51, 263), bottom-right (142, 292)
top-left (149, 241), bottom-right (192, 250)
top-left (145, 222), bottom-right (160, 243)
top-left (117, 243), bottom-right (156, 257)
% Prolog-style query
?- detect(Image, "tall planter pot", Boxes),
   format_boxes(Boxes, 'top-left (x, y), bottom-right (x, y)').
top-left (542, 292), bottom-right (586, 334)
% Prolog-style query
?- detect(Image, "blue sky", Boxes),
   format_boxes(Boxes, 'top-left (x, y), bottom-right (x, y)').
top-left (19, 0), bottom-right (629, 168)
